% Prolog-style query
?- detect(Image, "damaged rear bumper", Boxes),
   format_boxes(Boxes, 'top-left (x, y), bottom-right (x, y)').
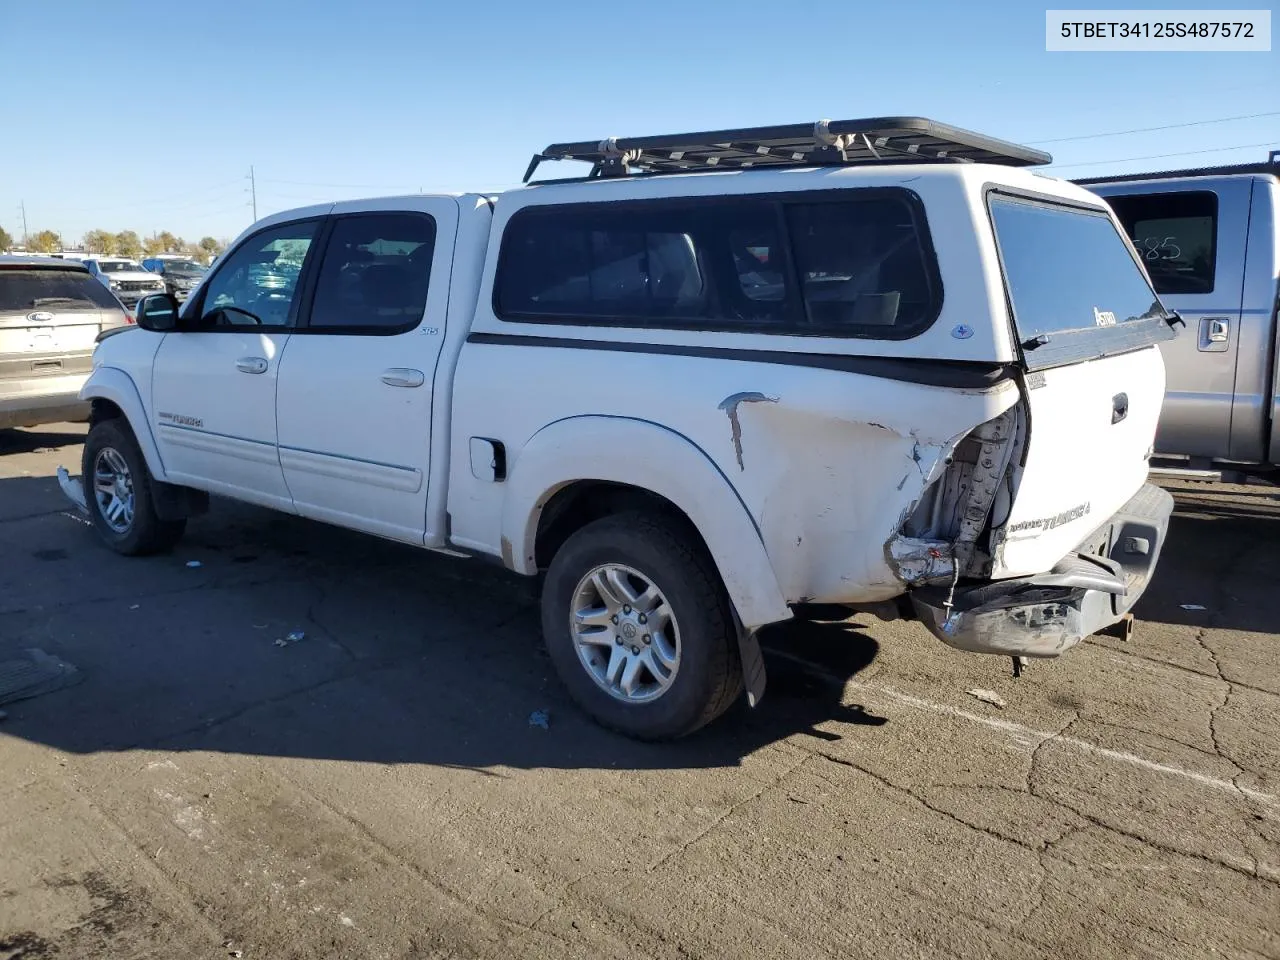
top-left (911, 483), bottom-right (1174, 658)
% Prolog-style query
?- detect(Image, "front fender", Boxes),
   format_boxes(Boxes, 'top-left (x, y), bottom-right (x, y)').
top-left (501, 416), bottom-right (791, 631)
top-left (79, 366), bottom-right (167, 481)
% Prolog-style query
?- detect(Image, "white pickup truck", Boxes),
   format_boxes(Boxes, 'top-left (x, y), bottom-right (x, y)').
top-left (62, 117), bottom-right (1178, 739)
top-left (1080, 152), bottom-right (1280, 481)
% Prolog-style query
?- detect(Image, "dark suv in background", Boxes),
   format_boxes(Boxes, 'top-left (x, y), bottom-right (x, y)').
top-left (0, 256), bottom-right (133, 430)
top-left (141, 257), bottom-right (208, 302)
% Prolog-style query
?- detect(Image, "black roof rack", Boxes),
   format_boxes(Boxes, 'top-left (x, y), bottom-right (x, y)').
top-left (1073, 150), bottom-right (1279, 185)
top-left (524, 116), bottom-right (1052, 183)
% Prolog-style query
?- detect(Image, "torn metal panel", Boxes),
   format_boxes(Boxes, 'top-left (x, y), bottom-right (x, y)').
top-left (952, 407), bottom-right (1019, 577)
top-left (893, 406), bottom-right (1021, 587)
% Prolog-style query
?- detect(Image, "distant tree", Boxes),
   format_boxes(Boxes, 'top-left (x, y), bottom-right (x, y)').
top-left (83, 229), bottom-right (118, 255)
top-left (156, 231), bottom-right (182, 253)
top-left (180, 242), bottom-right (205, 261)
top-left (142, 235), bottom-right (166, 257)
top-left (0, 225), bottom-right (12, 252)
top-left (27, 230), bottom-right (61, 253)
top-left (198, 236), bottom-right (223, 258)
top-left (115, 230), bottom-right (143, 258)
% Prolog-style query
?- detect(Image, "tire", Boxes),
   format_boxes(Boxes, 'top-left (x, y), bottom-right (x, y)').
top-left (541, 512), bottom-right (743, 740)
top-left (81, 419), bottom-right (186, 556)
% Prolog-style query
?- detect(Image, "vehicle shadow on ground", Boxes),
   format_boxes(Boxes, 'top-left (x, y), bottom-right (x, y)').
top-left (0, 480), bottom-right (886, 773)
top-left (1134, 488), bottom-right (1280, 631)
top-left (0, 426), bottom-right (87, 456)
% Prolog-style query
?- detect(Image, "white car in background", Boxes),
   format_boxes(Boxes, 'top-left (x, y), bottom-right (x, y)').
top-left (83, 258), bottom-right (165, 309)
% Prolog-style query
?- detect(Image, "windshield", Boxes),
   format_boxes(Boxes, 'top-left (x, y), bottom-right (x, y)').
top-left (0, 269), bottom-right (122, 312)
top-left (98, 260), bottom-right (142, 273)
top-left (166, 260), bottom-right (206, 275)
top-left (990, 196), bottom-right (1168, 355)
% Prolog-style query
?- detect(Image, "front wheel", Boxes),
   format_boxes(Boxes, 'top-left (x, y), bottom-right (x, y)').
top-left (82, 419), bottom-right (186, 556)
top-left (540, 512), bottom-right (742, 740)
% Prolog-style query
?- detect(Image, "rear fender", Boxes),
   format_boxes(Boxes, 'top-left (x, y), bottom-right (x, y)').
top-left (500, 416), bottom-right (791, 631)
top-left (79, 366), bottom-right (168, 481)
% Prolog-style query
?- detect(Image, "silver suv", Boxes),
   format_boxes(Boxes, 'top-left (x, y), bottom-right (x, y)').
top-left (0, 257), bottom-right (133, 430)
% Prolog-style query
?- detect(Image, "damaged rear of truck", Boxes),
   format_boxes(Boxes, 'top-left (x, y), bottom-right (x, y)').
top-left (879, 178), bottom-right (1178, 660)
top-left (466, 161), bottom-right (1179, 691)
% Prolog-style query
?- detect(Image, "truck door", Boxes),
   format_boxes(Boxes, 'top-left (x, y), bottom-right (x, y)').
top-left (1097, 179), bottom-right (1251, 461)
top-left (150, 217), bottom-right (323, 508)
top-left (274, 198), bottom-right (459, 544)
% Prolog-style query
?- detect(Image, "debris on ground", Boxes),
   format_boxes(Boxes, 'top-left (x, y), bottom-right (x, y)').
top-left (966, 688), bottom-right (1007, 709)
top-left (1180, 603), bottom-right (1207, 611)
top-left (528, 709), bottom-right (550, 730)
top-left (56, 466), bottom-right (88, 513)
top-left (0, 649), bottom-right (83, 706)
top-left (274, 631), bottom-right (306, 648)
top-left (129, 604), bottom-right (140, 610)
top-left (186, 560), bottom-right (203, 569)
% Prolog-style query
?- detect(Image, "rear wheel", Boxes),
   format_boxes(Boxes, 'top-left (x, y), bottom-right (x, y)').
top-left (541, 512), bottom-right (742, 740)
top-left (82, 419), bottom-right (186, 556)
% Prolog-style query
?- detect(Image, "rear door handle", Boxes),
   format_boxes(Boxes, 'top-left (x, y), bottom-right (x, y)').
top-left (1198, 317), bottom-right (1230, 352)
top-left (381, 368), bottom-right (425, 388)
top-left (236, 356), bottom-right (268, 374)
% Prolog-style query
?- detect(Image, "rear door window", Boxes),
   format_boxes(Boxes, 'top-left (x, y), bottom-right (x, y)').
top-left (989, 195), bottom-right (1173, 368)
top-left (307, 213), bottom-right (436, 333)
top-left (0, 269), bottom-right (122, 313)
top-left (1105, 191), bottom-right (1217, 295)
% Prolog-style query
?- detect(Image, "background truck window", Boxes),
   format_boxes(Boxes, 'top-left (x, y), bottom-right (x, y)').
top-left (1105, 191), bottom-right (1218, 295)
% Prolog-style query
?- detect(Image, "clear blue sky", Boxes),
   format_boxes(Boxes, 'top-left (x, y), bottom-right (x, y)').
top-left (1, 0), bottom-right (1275, 246)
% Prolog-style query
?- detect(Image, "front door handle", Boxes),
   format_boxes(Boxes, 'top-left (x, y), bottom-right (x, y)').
top-left (236, 356), bottom-right (268, 374)
top-left (1198, 317), bottom-right (1230, 352)
top-left (381, 368), bottom-right (425, 388)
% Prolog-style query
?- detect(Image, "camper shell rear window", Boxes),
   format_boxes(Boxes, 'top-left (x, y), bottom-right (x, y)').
top-left (987, 191), bottom-right (1176, 370)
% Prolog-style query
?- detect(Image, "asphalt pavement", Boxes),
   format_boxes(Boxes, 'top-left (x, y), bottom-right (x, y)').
top-left (1, 423), bottom-right (1278, 960)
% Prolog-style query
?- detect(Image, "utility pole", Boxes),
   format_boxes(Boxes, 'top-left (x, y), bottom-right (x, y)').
top-left (19, 201), bottom-right (29, 246)
top-left (247, 166), bottom-right (257, 221)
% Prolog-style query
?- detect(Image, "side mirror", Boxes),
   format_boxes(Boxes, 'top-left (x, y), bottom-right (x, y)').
top-left (134, 293), bottom-right (181, 332)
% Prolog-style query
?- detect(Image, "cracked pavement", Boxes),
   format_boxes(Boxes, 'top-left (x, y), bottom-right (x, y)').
top-left (1, 423), bottom-right (1278, 959)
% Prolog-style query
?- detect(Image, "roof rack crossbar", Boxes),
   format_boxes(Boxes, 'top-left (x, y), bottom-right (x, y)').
top-left (523, 116), bottom-right (1050, 182)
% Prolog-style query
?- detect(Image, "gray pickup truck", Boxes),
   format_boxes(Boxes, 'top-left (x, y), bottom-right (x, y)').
top-left (1079, 152), bottom-right (1279, 482)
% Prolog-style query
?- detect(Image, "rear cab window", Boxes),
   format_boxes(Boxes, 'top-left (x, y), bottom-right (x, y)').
top-left (987, 192), bottom-right (1175, 370)
top-left (495, 190), bottom-right (940, 340)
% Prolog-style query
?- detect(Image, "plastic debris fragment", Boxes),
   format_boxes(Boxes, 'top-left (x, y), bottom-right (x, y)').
top-left (966, 688), bottom-right (1007, 709)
